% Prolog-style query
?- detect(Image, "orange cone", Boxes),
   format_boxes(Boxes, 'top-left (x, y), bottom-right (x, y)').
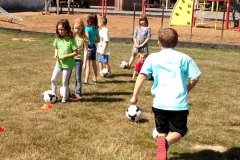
top-left (41, 103), bottom-right (53, 110)
top-left (0, 126), bottom-right (4, 132)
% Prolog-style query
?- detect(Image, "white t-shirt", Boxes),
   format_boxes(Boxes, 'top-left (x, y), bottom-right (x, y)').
top-left (98, 27), bottom-right (110, 55)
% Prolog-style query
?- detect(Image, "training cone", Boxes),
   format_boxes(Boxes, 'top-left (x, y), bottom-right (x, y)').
top-left (0, 126), bottom-right (4, 132)
top-left (41, 103), bottom-right (53, 110)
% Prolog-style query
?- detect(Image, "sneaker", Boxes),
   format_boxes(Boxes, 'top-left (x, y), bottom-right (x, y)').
top-left (156, 136), bottom-right (168, 160)
top-left (61, 101), bottom-right (67, 104)
top-left (76, 95), bottom-right (82, 99)
top-left (92, 80), bottom-right (97, 84)
top-left (82, 82), bottom-right (89, 85)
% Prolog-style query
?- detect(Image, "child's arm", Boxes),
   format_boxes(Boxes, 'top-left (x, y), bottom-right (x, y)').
top-left (132, 71), bottom-right (137, 79)
top-left (59, 49), bottom-right (78, 60)
top-left (130, 73), bottom-right (147, 104)
top-left (133, 37), bottom-right (140, 48)
top-left (187, 77), bottom-right (199, 93)
top-left (54, 48), bottom-right (58, 59)
top-left (82, 40), bottom-right (88, 70)
top-left (101, 41), bottom-right (108, 55)
top-left (139, 38), bottom-right (150, 47)
top-left (95, 33), bottom-right (100, 43)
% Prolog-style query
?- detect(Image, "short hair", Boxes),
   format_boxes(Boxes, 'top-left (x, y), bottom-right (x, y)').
top-left (138, 51), bottom-right (148, 58)
top-left (139, 15), bottom-right (148, 27)
top-left (158, 28), bottom-right (178, 48)
top-left (99, 16), bottom-right (107, 25)
top-left (87, 13), bottom-right (98, 28)
top-left (56, 19), bottom-right (73, 38)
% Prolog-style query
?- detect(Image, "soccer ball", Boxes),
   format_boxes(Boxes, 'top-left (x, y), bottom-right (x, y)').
top-left (59, 86), bottom-right (72, 98)
top-left (126, 105), bottom-right (143, 122)
top-left (152, 128), bottom-right (159, 140)
top-left (100, 68), bottom-right (111, 78)
top-left (42, 90), bottom-right (57, 103)
top-left (120, 60), bottom-right (129, 69)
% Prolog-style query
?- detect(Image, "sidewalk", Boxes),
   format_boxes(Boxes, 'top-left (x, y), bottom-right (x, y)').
top-left (51, 5), bottom-right (227, 20)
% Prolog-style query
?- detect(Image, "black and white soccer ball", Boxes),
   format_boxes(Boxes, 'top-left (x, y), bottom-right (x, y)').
top-left (42, 90), bottom-right (58, 103)
top-left (120, 60), bottom-right (129, 69)
top-left (152, 128), bottom-right (159, 141)
top-left (59, 86), bottom-right (72, 98)
top-left (100, 68), bottom-right (111, 78)
top-left (126, 105), bottom-right (143, 122)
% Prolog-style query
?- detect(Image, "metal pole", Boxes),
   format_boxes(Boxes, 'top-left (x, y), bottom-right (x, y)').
top-left (45, 0), bottom-right (47, 15)
top-left (221, 0), bottom-right (227, 39)
top-left (161, 6), bottom-right (164, 29)
top-left (190, 0), bottom-right (195, 39)
top-left (57, 0), bottom-right (59, 15)
top-left (132, 3), bottom-right (136, 42)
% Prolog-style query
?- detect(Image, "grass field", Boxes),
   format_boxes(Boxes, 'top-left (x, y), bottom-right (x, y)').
top-left (0, 30), bottom-right (240, 160)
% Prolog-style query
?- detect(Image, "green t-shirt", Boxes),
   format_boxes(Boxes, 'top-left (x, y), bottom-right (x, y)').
top-left (74, 35), bottom-right (87, 60)
top-left (53, 38), bottom-right (78, 68)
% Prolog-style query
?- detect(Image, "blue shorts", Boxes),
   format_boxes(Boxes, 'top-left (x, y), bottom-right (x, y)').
top-left (98, 53), bottom-right (109, 63)
top-left (87, 44), bottom-right (96, 60)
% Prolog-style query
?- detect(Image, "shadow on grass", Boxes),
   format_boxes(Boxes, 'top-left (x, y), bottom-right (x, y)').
top-left (170, 147), bottom-right (240, 160)
top-left (98, 79), bottom-right (135, 84)
top-left (84, 91), bottom-right (132, 96)
top-left (68, 97), bottom-right (124, 102)
top-left (138, 118), bottom-right (149, 123)
top-left (113, 73), bottom-right (133, 77)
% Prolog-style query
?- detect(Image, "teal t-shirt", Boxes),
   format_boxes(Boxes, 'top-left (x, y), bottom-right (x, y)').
top-left (141, 48), bottom-right (201, 111)
top-left (53, 38), bottom-right (78, 68)
top-left (85, 26), bottom-right (98, 45)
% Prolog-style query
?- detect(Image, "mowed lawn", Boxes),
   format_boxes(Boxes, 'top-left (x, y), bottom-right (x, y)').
top-left (0, 30), bottom-right (240, 160)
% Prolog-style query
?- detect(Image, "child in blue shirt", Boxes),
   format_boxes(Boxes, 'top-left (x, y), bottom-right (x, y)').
top-left (130, 28), bottom-right (201, 160)
top-left (83, 13), bottom-right (100, 84)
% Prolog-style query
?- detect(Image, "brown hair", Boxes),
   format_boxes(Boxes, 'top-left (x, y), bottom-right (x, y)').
top-left (138, 51), bottom-right (148, 58)
top-left (72, 18), bottom-right (85, 38)
top-left (56, 19), bottom-right (73, 38)
top-left (87, 13), bottom-right (98, 28)
top-left (139, 15), bottom-right (148, 27)
top-left (158, 28), bottom-right (178, 48)
top-left (98, 16), bottom-right (108, 25)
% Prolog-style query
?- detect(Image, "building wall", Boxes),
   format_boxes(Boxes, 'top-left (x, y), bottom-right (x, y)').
top-left (0, 0), bottom-right (43, 10)
top-left (89, 0), bottom-right (114, 6)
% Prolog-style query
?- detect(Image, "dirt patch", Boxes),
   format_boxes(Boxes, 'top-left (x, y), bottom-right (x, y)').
top-left (0, 11), bottom-right (239, 45)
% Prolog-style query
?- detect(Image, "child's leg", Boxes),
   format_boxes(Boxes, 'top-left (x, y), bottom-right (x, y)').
top-left (98, 53), bottom-right (103, 72)
top-left (92, 60), bottom-right (97, 81)
top-left (51, 66), bottom-right (62, 94)
top-left (61, 68), bottom-right (72, 102)
top-left (166, 132), bottom-right (182, 146)
top-left (128, 53), bottom-right (137, 67)
top-left (75, 60), bottom-right (83, 97)
top-left (84, 60), bottom-right (90, 83)
top-left (99, 62), bottom-right (103, 72)
top-left (105, 62), bottom-right (111, 75)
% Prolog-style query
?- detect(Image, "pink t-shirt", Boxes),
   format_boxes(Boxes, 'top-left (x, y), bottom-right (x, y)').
top-left (134, 60), bottom-right (144, 74)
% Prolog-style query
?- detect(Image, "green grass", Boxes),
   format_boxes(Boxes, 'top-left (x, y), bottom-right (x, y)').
top-left (0, 30), bottom-right (240, 160)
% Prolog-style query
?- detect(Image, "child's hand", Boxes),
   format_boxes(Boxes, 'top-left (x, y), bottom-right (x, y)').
top-left (53, 55), bottom-right (58, 59)
top-left (82, 63), bottom-right (86, 70)
top-left (59, 55), bottom-right (66, 60)
top-left (130, 96), bottom-right (138, 104)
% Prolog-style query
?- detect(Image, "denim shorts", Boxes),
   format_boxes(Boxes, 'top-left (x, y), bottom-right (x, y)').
top-left (98, 53), bottom-right (109, 63)
top-left (87, 44), bottom-right (96, 60)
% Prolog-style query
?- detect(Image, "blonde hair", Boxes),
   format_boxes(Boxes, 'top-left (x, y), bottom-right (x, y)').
top-left (72, 18), bottom-right (85, 38)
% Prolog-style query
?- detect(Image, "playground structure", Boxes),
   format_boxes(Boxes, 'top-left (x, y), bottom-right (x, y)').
top-left (0, 7), bottom-right (23, 22)
top-left (169, 0), bottom-right (240, 34)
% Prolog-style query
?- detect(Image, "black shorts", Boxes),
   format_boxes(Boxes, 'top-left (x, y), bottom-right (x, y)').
top-left (152, 107), bottom-right (189, 137)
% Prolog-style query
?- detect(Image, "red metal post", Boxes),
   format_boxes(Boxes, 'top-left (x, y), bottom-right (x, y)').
top-left (238, 20), bottom-right (240, 32)
top-left (102, 0), bottom-right (107, 17)
top-left (142, 0), bottom-right (147, 15)
top-left (225, 0), bottom-right (231, 30)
